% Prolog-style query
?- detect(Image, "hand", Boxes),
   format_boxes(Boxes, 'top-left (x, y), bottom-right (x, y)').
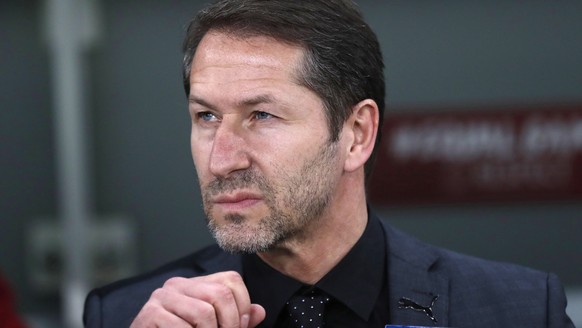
top-left (130, 271), bottom-right (266, 328)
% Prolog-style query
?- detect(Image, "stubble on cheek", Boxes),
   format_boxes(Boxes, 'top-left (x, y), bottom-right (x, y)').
top-left (201, 169), bottom-right (285, 253)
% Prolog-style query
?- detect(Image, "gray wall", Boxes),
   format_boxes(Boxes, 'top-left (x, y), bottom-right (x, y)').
top-left (1, 0), bottom-right (581, 321)
top-left (2, 0), bottom-right (57, 315)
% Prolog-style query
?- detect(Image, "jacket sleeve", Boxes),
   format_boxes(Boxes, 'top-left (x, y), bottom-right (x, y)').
top-left (83, 290), bottom-right (102, 328)
top-left (547, 272), bottom-right (575, 328)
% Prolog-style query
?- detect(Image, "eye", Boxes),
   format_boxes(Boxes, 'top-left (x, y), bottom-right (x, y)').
top-left (254, 111), bottom-right (273, 120)
top-left (197, 111), bottom-right (218, 122)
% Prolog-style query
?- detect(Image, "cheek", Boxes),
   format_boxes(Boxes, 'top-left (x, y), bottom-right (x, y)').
top-left (190, 141), bottom-right (210, 178)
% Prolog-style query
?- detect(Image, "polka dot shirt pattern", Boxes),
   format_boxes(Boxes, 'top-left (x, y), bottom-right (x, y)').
top-left (286, 289), bottom-right (331, 328)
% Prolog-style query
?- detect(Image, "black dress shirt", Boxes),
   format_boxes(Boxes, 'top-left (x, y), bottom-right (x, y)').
top-left (242, 213), bottom-right (390, 327)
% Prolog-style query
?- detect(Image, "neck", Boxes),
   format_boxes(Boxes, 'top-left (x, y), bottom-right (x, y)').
top-left (257, 173), bottom-right (368, 285)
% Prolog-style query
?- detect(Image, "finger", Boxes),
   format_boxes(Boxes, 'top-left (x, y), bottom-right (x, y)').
top-left (163, 273), bottom-right (247, 327)
top-left (130, 310), bottom-right (192, 328)
top-left (153, 287), bottom-right (219, 328)
top-left (248, 304), bottom-right (266, 328)
top-left (197, 271), bottom-right (252, 324)
top-left (130, 290), bottom-right (201, 328)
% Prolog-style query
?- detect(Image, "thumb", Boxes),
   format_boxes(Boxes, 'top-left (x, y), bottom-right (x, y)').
top-left (248, 303), bottom-right (266, 327)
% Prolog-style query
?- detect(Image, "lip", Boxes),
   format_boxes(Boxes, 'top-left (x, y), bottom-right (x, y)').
top-left (212, 191), bottom-right (263, 211)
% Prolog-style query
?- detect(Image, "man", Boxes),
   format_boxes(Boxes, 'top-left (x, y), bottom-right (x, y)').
top-left (84, 0), bottom-right (574, 327)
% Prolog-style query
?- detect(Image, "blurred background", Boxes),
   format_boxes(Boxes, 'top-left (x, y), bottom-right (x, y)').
top-left (1, 0), bottom-right (581, 327)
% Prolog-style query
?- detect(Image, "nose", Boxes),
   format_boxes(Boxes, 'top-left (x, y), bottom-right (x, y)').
top-left (208, 119), bottom-right (251, 178)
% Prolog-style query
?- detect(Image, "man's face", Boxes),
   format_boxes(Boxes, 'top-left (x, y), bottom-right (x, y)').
top-left (188, 32), bottom-right (345, 253)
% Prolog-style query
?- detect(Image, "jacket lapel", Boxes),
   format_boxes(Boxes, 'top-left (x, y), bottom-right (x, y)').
top-left (196, 245), bottom-right (244, 275)
top-left (380, 219), bottom-right (450, 326)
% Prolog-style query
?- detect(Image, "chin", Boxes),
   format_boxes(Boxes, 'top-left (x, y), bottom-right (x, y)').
top-left (210, 222), bottom-right (278, 254)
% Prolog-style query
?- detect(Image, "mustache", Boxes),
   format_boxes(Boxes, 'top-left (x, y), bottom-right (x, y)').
top-left (205, 169), bottom-right (267, 196)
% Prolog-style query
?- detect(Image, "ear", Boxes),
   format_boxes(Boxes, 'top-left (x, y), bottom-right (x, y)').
top-left (343, 99), bottom-right (379, 173)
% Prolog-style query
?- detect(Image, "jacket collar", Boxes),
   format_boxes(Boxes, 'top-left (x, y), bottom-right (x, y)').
top-left (196, 245), bottom-right (243, 274)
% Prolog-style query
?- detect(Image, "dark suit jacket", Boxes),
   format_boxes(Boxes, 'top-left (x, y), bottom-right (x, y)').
top-left (84, 216), bottom-right (574, 327)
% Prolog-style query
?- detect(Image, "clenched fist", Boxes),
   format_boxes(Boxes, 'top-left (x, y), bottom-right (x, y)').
top-left (130, 271), bottom-right (265, 328)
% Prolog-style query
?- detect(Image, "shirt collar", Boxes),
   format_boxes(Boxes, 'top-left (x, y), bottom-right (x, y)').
top-left (243, 212), bottom-right (386, 325)
top-left (243, 252), bottom-right (302, 327)
top-left (316, 212), bottom-right (386, 320)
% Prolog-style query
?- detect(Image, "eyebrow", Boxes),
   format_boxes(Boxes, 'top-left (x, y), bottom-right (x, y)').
top-left (189, 94), bottom-right (277, 110)
top-left (188, 96), bottom-right (217, 110)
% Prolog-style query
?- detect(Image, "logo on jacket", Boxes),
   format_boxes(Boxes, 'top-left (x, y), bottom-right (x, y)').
top-left (398, 294), bottom-right (439, 323)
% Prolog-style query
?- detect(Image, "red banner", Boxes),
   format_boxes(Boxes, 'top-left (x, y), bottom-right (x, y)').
top-left (368, 104), bottom-right (582, 204)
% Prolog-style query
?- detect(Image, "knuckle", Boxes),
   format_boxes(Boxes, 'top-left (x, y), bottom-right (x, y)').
top-left (163, 276), bottom-right (186, 288)
top-left (136, 298), bottom-right (164, 318)
top-left (223, 271), bottom-right (243, 283)
top-left (214, 284), bottom-right (235, 300)
top-left (151, 287), bottom-right (168, 300)
top-left (196, 301), bottom-right (216, 321)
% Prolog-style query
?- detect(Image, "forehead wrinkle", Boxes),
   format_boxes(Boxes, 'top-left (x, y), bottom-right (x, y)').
top-left (191, 74), bottom-right (305, 111)
top-left (190, 88), bottom-right (287, 114)
top-left (236, 93), bottom-right (276, 108)
top-left (191, 32), bottom-right (305, 84)
top-left (190, 61), bottom-right (299, 92)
